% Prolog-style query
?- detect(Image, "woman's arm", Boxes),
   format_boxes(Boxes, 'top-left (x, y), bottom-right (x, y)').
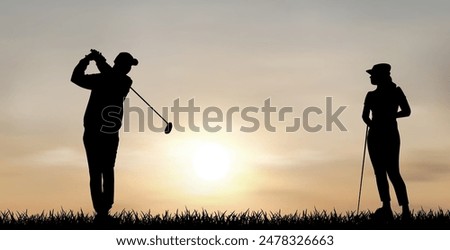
top-left (397, 87), bottom-right (411, 118)
top-left (362, 93), bottom-right (372, 126)
top-left (362, 105), bottom-right (372, 127)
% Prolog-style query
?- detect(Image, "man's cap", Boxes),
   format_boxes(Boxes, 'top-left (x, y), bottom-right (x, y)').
top-left (366, 63), bottom-right (391, 75)
top-left (114, 52), bottom-right (138, 66)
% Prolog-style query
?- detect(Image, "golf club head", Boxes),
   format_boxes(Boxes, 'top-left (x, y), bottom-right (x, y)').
top-left (165, 122), bottom-right (173, 134)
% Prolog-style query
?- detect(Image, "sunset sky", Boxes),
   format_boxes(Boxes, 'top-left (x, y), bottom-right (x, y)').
top-left (1, 0), bottom-right (449, 215)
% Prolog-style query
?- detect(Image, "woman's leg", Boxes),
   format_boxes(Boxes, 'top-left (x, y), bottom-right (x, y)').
top-left (368, 130), bottom-right (391, 204)
top-left (385, 131), bottom-right (409, 207)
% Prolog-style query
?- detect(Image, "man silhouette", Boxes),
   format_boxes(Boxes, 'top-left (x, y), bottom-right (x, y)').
top-left (362, 63), bottom-right (411, 221)
top-left (71, 49), bottom-right (138, 221)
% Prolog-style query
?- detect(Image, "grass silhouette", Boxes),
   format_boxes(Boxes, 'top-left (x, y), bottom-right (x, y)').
top-left (1, 208), bottom-right (449, 229)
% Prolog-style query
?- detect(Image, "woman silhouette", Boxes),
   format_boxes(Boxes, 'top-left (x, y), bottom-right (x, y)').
top-left (362, 63), bottom-right (411, 220)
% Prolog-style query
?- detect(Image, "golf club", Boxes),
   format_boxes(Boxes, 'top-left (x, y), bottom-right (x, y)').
top-left (130, 87), bottom-right (173, 134)
top-left (356, 125), bottom-right (369, 215)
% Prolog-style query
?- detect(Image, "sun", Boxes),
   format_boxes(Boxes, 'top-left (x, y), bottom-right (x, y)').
top-left (192, 143), bottom-right (232, 181)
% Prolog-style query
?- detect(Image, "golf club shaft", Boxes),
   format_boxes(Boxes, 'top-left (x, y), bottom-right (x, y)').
top-left (357, 125), bottom-right (369, 215)
top-left (130, 87), bottom-right (169, 124)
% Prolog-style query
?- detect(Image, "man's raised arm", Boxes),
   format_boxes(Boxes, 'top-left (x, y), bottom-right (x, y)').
top-left (71, 50), bottom-right (110, 89)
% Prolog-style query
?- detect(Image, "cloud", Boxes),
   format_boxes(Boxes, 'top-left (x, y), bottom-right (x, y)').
top-left (23, 147), bottom-right (85, 168)
top-left (405, 161), bottom-right (450, 182)
top-left (403, 149), bottom-right (450, 182)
